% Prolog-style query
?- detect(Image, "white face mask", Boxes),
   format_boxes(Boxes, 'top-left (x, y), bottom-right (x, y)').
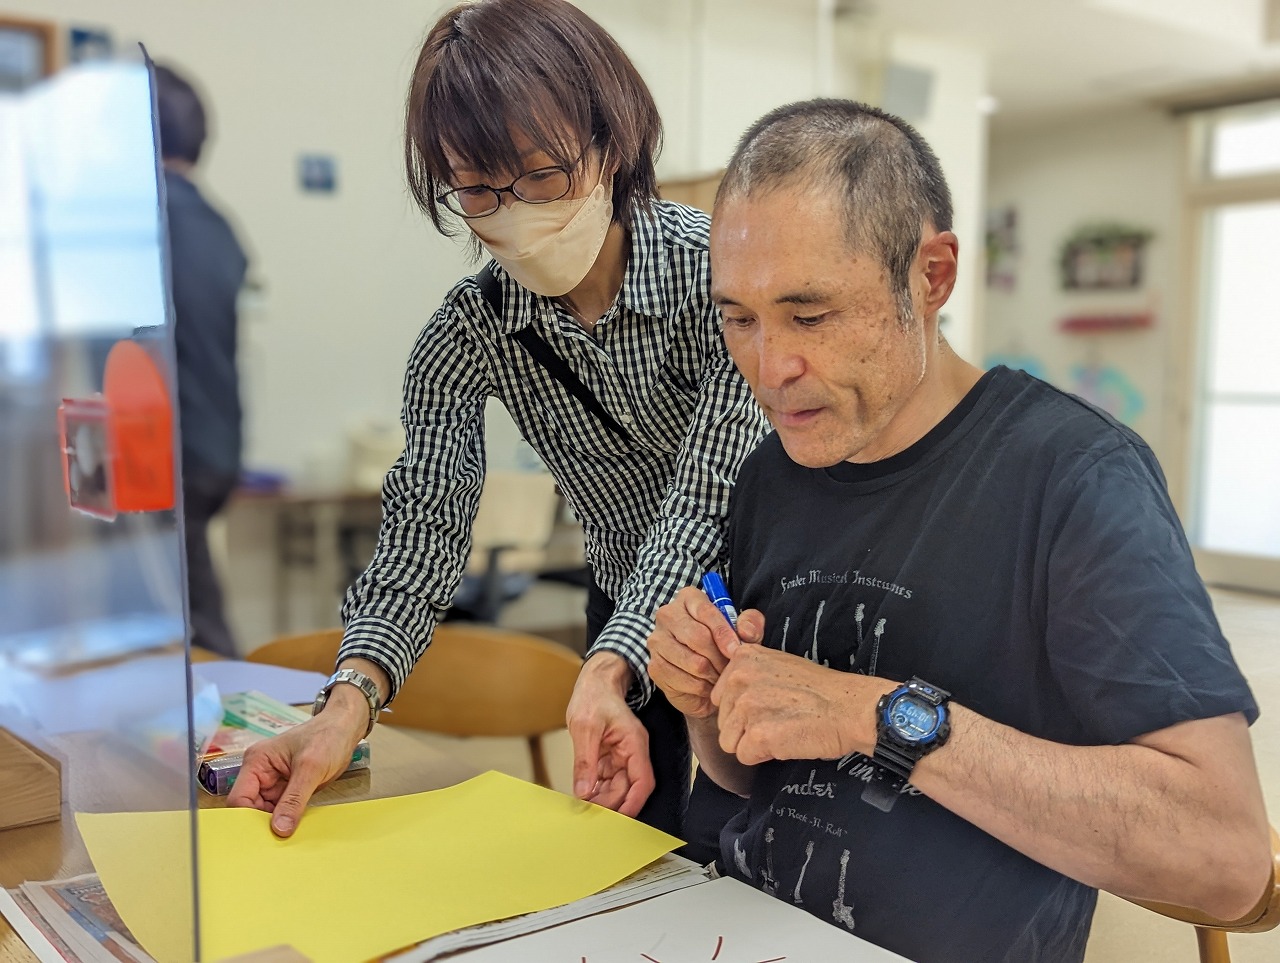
top-left (467, 165), bottom-right (614, 297)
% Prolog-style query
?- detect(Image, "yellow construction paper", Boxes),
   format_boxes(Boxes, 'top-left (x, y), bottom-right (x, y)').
top-left (74, 808), bottom-right (196, 962)
top-left (77, 771), bottom-right (682, 963)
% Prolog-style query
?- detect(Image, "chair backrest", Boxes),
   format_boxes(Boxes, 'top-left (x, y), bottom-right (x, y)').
top-left (1125, 825), bottom-right (1280, 963)
top-left (467, 471), bottom-right (560, 574)
top-left (245, 629), bottom-right (342, 676)
top-left (245, 623), bottom-right (583, 739)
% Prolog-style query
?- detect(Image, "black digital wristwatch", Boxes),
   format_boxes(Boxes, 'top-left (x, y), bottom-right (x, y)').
top-left (861, 676), bottom-right (952, 813)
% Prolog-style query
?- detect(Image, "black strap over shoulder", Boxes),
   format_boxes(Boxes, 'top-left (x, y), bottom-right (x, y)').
top-left (476, 262), bottom-right (632, 444)
top-left (475, 261), bottom-right (503, 316)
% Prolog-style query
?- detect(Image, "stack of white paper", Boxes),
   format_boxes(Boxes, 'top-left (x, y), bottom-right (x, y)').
top-left (387, 853), bottom-right (712, 962)
top-left (446, 875), bottom-right (913, 962)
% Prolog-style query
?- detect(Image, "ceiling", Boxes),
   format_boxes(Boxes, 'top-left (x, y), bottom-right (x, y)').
top-left (855, 0), bottom-right (1280, 125)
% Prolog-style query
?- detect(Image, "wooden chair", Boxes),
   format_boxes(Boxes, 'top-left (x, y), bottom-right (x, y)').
top-left (245, 623), bottom-right (583, 788)
top-left (1124, 826), bottom-right (1280, 962)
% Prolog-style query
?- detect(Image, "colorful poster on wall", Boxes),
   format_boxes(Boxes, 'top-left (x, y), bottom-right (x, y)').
top-left (1070, 362), bottom-right (1144, 424)
top-left (1058, 224), bottom-right (1152, 290)
top-left (985, 206), bottom-right (1019, 291)
top-left (983, 351), bottom-right (1046, 381)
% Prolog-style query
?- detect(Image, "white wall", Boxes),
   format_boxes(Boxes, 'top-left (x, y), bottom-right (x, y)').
top-left (586, 3), bottom-right (990, 360)
top-left (692, 0), bottom-right (829, 173)
top-left (983, 106), bottom-right (1184, 466)
top-left (889, 32), bottom-right (988, 361)
top-left (574, 0), bottom-right (829, 178)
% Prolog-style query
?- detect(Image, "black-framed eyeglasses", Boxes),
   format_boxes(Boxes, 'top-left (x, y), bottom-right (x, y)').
top-left (437, 165), bottom-right (574, 219)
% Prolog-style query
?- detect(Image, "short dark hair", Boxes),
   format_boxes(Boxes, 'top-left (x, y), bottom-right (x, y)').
top-left (153, 64), bottom-right (207, 165)
top-left (405, 0), bottom-right (662, 240)
top-left (717, 99), bottom-right (953, 323)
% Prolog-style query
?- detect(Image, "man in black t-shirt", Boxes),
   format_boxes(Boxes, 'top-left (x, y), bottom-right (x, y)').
top-left (647, 100), bottom-right (1270, 963)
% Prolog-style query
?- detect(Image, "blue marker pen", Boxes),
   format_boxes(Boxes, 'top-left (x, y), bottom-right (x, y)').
top-left (700, 572), bottom-right (739, 630)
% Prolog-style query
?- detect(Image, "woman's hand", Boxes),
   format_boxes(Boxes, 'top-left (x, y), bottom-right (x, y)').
top-left (226, 684), bottom-right (369, 836)
top-left (566, 652), bottom-right (655, 818)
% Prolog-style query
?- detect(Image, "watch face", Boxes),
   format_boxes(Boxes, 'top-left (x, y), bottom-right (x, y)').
top-left (888, 694), bottom-right (939, 743)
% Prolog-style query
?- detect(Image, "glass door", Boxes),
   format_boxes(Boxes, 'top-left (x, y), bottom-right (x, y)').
top-left (1185, 105), bottom-right (1280, 593)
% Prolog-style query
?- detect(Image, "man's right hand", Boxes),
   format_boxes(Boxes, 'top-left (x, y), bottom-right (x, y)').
top-left (226, 683), bottom-right (369, 837)
top-left (648, 586), bottom-right (764, 719)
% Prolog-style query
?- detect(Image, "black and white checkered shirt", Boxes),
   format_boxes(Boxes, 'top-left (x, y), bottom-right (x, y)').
top-left (339, 201), bottom-right (767, 706)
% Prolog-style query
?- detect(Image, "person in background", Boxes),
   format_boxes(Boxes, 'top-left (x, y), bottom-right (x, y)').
top-left (647, 98), bottom-right (1270, 962)
top-left (156, 64), bottom-right (248, 659)
top-left (228, 0), bottom-right (766, 856)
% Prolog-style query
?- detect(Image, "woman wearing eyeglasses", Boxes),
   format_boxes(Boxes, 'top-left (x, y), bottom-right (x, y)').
top-left (227, 0), bottom-right (765, 860)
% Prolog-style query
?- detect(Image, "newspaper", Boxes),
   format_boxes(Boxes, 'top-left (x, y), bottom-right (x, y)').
top-left (2, 857), bottom-right (710, 963)
top-left (2, 888), bottom-right (79, 962)
top-left (382, 852), bottom-right (714, 962)
top-left (1, 873), bottom-right (155, 963)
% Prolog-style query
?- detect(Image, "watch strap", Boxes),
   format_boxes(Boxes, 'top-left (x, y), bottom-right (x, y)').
top-left (861, 766), bottom-right (904, 812)
top-left (872, 737), bottom-right (917, 782)
top-left (314, 668), bottom-right (380, 738)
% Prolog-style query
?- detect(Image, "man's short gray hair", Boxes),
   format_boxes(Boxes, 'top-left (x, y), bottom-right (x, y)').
top-left (716, 99), bottom-right (953, 324)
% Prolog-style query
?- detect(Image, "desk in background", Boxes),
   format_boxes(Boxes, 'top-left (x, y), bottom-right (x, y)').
top-left (226, 476), bottom-right (574, 639)
top-left (228, 487), bottom-right (383, 635)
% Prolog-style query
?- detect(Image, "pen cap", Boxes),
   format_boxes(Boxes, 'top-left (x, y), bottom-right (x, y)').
top-left (701, 572), bottom-right (731, 604)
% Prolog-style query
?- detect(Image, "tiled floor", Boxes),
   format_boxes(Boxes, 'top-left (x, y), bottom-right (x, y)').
top-left (403, 585), bottom-right (1280, 962)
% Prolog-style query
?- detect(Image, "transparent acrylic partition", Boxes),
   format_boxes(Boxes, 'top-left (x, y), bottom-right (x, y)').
top-left (0, 62), bottom-right (199, 960)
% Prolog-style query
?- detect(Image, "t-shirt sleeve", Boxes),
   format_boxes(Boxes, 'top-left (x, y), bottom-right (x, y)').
top-left (1043, 441), bottom-right (1258, 745)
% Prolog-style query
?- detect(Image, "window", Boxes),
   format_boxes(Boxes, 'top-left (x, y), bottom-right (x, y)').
top-left (1208, 104), bottom-right (1280, 179)
top-left (1183, 100), bottom-right (1280, 589)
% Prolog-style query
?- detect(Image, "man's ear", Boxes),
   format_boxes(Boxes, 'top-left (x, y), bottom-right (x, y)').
top-left (919, 230), bottom-right (959, 318)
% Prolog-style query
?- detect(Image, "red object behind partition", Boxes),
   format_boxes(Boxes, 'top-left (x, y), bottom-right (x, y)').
top-left (59, 339), bottom-right (175, 518)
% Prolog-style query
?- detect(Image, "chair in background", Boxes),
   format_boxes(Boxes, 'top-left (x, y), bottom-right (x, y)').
top-left (339, 423), bottom-right (567, 624)
top-left (466, 471), bottom-right (561, 623)
top-left (245, 622), bottom-right (583, 788)
top-left (1124, 826), bottom-right (1280, 962)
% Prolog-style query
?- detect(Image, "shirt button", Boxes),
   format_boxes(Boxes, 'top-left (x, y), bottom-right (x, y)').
top-left (621, 413), bottom-right (634, 426)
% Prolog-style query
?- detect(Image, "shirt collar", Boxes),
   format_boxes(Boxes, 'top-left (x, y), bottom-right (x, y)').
top-left (492, 202), bottom-right (673, 334)
top-left (616, 203), bottom-right (673, 321)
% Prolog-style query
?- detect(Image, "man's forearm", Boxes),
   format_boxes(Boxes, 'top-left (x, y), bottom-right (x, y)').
top-left (688, 715), bottom-right (754, 797)
top-left (718, 648), bottom-right (1269, 918)
top-left (906, 707), bottom-right (1270, 920)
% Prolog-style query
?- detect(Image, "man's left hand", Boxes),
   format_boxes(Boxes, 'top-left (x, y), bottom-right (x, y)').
top-left (566, 651), bottom-right (655, 818)
top-left (712, 646), bottom-right (895, 765)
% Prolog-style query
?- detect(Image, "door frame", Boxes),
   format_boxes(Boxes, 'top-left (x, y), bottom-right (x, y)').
top-left (1171, 114), bottom-right (1280, 595)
